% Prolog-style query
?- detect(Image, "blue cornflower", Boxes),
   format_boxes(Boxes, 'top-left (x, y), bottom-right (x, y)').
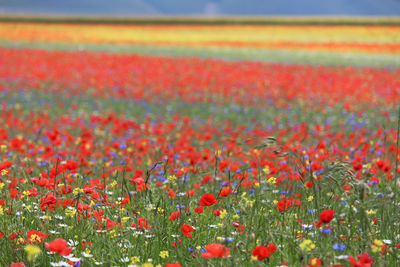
top-left (333, 243), bottom-right (346, 251)
top-left (320, 228), bottom-right (332, 234)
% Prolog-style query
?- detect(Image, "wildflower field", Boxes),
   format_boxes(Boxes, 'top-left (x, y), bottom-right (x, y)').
top-left (0, 19), bottom-right (400, 267)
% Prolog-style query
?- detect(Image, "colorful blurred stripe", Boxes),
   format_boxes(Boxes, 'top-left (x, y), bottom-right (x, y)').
top-left (1, 23), bottom-right (400, 55)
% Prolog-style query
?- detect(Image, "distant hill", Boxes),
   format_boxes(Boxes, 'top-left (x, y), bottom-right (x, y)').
top-left (1, 0), bottom-right (400, 15)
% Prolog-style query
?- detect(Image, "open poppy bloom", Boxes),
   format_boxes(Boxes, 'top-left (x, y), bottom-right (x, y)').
top-left (26, 230), bottom-right (48, 244)
top-left (201, 243), bottom-right (230, 259)
top-left (348, 252), bottom-right (374, 267)
top-left (180, 224), bottom-right (194, 238)
top-left (317, 209), bottom-right (335, 227)
top-left (200, 193), bottom-right (218, 206)
top-left (252, 243), bottom-right (277, 260)
top-left (45, 238), bottom-right (73, 256)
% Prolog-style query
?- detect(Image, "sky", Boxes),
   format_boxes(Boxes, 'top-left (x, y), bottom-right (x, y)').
top-left (0, 0), bottom-right (400, 16)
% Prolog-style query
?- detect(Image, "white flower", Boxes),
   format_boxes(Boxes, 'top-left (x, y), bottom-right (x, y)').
top-left (50, 261), bottom-right (70, 267)
top-left (120, 257), bottom-right (130, 263)
top-left (335, 255), bottom-right (349, 260)
top-left (383, 239), bottom-right (392, 244)
top-left (82, 252), bottom-right (93, 258)
top-left (68, 240), bottom-right (79, 246)
top-left (63, 255), bottom-right (81, 262)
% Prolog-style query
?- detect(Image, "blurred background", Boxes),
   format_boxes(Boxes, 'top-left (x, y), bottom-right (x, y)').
top-left (1, 0), bottom-right (400, 16)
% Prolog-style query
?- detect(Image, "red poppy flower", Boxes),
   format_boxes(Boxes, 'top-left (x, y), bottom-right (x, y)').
top-left (194, 206), bottom-right (203, 214)
top-left (219, 187), bottom-right (232, 197)
top-left (201, 243), bottom-right (230, 259)
top-left (348, 253), bottom-right (374, 267)
top-left (45, 238), bottom-right (73, 256)
top-left (252, 243), bottom-right (277, 260)
top-left (169, 211), bottom-right (181, 221)
top-left (10, 263), bottom-right (25, 267)
top-left (317, 209), bottom-right (335, 227)
top-left (200, 193), bottom-right (218, 206)
top-left (26, 230), bottom-right (48, 243)
top-left (180, 224), bottom-right (194, 238)
top-left (165, 264), bottom-right (182, 267)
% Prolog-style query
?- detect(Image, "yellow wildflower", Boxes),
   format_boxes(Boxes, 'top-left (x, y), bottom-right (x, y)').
top-left (219, 209), bottom-right (227, 219)
top-left (299, 239), bottom-right (316, 252)
top-left (130, 256), bottom-right (140, 264)
top-left (159, 250), bottom-right (169, 258)
top-left (24, 244), bottom-right (41, 262)
top-left (65, 209), bottom-right (76, 217)
top-left (366, 209), bottom-right (376, 215)
top-left (372, 239), bottom-right (384, 253)
top-left (268, 177), bottom-right (277, 184)
top-left (73, 187), bottom-right (84, 195)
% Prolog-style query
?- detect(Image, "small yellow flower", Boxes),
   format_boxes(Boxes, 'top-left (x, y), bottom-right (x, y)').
top-left (267, 177), bottom-right (276, 184)
top-left (0, 182), bottom-right (5, 190)
top-left (73, 187), bottom-right (84, 195)
top-left (157, 207), bottom-right (164, 214)
top-left (142, 263), bottom-right (153, 267)
top-left (366, 209), bottom-right (376, 215)
top-left (219, 209), bottom-right (227, 219)
top-left (167, 175), bottom-right (177, 182)
top-left (299, 239), bottom-right (316, 252)
top-left (307, 196), bottom-right (314, 202)
top-left (0, 144), bottom-right (7, 151)
top-left (65, 209), bottom-right (76, 217)
top-left (1, 169), bottom-right (9, 176)
top-left (159, 250), bottom-right (169, 258)
top-left (262, 166), bottom-right (270, 174)
top-left (372, 239), bottom-right (384, 253)
top-left (130, 256), bottom-right (140, 264)
top-left (24, 244), bottom-right (41, 262)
